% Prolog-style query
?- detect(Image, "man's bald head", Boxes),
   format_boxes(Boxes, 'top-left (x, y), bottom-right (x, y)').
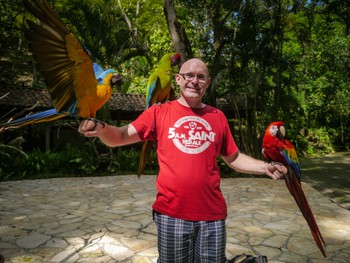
top-left (179, 58), bottom-right (209, 76)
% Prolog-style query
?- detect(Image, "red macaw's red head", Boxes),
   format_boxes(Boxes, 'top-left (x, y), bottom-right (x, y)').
top-left (265, 121), bottom-right (286, 140)
top-left (262, 121), bottom-right (286, 162)
top-left (171, 53), bottom-right (182, 67)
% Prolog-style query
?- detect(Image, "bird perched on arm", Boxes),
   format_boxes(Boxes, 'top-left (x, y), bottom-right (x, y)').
top-left (0, 0), bottom-right (123, 129)
top-left (262, 121), bottom-right (327, 258)
top-left (137, 52), bottom-right (182, 177)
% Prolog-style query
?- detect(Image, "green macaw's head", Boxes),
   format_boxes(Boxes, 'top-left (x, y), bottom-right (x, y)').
top-left (171, 53), bottom-right (182, 67)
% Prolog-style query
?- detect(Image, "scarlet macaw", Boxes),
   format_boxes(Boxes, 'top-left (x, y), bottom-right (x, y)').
top-left (0, 0), bottom-right (123, 129)
top-left (137, 53), bottom-right (181, 177)
top-left (262, 121), bottom-right (326, 257)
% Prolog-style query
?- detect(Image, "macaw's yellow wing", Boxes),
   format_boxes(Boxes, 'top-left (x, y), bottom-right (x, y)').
top-left (23, 0), bottom-right (99, 118)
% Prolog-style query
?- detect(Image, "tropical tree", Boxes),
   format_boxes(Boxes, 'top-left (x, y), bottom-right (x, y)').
top-left (1, 0), bottom-right (349, 159)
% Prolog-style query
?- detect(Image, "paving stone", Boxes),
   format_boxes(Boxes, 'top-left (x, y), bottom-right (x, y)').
top-left (1, 176), bottom-right (349, 262)
top-left (251, 245), bottom-right (282, 259)
top-left (120, 237), bottom-right (154, 251)
top-left (104, 243), bottom-right (134, 261)
top-left (44, 238), bottom-right (67, 248)
top-left (10, 255), bottom-right (44, 263)
top-left (263, 235), bottom-right (289, 248)
top-left (16, 233), bottom-right (51, 249)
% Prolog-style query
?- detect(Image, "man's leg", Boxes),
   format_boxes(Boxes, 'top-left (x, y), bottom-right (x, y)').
top-left (194, 220), bottom-right (226, 263)
top-left (154, 212), bottom-right (195, 262)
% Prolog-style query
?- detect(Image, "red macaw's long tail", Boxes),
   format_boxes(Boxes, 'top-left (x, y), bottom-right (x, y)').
top-left (284, 173), bottom-right (327, 257)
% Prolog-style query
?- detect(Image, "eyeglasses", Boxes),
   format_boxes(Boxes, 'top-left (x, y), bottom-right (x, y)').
top-left (178, 73), bottom-right (209, 83)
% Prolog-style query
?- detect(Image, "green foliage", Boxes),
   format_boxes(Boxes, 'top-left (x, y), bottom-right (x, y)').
top-left (112, 147), bottom-right (158, 174)
top-left (149, 29), bottom-right (174, 62)
top-left (0, 144), bottom-right (97, 180)
top-left (121, 56), bottom-right (151, 94)
top-left (297, 128), bottom-right (337, 156)
top-left (0, 143), bottom-right (28, 180)
top-left (0, 142), bottom-right (162, 181)
top-left (1, 0), bottom-right (350, 179)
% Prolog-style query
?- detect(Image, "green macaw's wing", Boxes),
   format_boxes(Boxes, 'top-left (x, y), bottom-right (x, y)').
top-left (138, 52), bottom-right (181, 177)
top-left (146, 77), bottom-right (160, 108)
top-left (145, 52), bottom-right (180, 109)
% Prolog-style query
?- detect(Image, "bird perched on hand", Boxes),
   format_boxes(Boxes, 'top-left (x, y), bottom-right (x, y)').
top-left (262, 121), bottom-right (327, 258)
top-left (0, 0), bottom-right (123, 129)
top-left (137, 52), bottom-right (182, 177)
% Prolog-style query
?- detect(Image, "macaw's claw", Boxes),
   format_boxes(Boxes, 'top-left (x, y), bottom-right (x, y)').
top-left (85, 118), bottom-right (106, 131)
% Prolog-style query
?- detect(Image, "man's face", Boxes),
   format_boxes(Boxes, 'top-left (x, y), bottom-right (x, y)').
top-left (175, 59), bottom-right (211, 100)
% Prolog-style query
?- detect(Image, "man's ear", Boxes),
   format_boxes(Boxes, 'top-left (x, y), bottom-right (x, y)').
top-left (204, 77), bottom-right (211, 88)
top-left (175, 74), bottom-right (182, 85)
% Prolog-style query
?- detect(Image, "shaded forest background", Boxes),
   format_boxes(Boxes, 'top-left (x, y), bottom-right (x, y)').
top-left (0, 0), bottom-right (349, 179)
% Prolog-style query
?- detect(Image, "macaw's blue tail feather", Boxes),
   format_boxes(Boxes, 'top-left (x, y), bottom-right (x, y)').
top-left (0, 108), bottom-right (69, 128)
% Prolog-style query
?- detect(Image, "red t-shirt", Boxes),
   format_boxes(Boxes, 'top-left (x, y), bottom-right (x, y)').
top-left (131, 100), bottom-right (238, 221)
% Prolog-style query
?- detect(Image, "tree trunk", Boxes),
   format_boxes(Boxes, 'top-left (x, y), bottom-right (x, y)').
top-left (163, 0), bottom-right (193, 61)
top-left (273, 0), bottom-right (284, 120)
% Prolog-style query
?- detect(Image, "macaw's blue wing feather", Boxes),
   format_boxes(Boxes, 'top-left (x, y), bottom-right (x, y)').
top-left (0, 109), bottom-right (68, 128)
top-left (281, 147), bottom-right (301, 181)
top-left (146, 78), bottom-right (159, 108)
top-left (93, 63), bottom-right (105, 83)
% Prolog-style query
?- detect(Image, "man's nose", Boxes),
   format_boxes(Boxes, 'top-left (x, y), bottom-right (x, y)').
top-left (191, 75), bottom-right (200, 83)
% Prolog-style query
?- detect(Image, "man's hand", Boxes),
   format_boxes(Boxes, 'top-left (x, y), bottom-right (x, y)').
top-left (265, 162), bottom-right (287, 180)
top-left (78, 118), bottom-right (106, 137)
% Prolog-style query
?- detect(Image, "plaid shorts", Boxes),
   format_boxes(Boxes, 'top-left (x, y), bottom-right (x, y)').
top-left (154, 211), bottom-right (227, 263)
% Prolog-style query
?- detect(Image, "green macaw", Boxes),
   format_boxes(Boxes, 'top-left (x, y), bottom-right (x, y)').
top-left (137, 53), bottom-right (182, 177)
top-left (145, 53), bottom-right (182, 108)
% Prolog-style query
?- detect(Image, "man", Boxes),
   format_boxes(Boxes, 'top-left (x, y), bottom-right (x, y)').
top-left (79, 58), bottom-right (286, 262)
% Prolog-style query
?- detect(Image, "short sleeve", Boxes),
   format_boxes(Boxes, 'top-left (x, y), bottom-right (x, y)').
top-left (131, 106), bottom-right (157, 141)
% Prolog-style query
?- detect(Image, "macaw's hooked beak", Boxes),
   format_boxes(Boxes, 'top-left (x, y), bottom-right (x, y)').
top-left (277, 125), bottom-right (285, 139)
top-left (111, 73), bottom-right (124, 92)
top-left (171, 53), bottom-right (182, 67)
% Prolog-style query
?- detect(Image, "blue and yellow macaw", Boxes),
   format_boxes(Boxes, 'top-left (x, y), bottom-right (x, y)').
top-left (0, 0), bottom-right (123, 129)
top-left (137, 53), bottom-right (182, 177)
top-left (262, 121), bottom-right (327, 258)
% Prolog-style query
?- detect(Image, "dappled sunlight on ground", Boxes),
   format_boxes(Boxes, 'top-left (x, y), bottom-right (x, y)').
top-left (1, 153), bottom-right (350, 262)
top-left (300, 152), bottom-right (350, 210)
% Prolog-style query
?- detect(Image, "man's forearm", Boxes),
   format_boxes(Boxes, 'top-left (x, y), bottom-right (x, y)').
top-left (79, 120), bottom-right (140, 147)
top-left (223, 152), bottom-right (286, 180)
top-left (98, 124), bottom-right (140, 147)
top-left (228, 152), bottom-right (267, 174)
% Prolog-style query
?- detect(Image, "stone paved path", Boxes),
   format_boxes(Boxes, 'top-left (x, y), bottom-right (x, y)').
top-left (1, 175), bottom-right (350, 262)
